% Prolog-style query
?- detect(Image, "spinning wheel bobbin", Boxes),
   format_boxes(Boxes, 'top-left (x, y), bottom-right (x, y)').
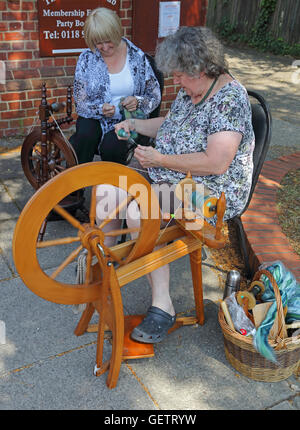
top-left (174, 172), bottom-right (218, 220)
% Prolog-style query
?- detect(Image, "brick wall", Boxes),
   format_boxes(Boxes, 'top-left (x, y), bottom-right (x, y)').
top-left (0, 0), bottom-right (179, 138)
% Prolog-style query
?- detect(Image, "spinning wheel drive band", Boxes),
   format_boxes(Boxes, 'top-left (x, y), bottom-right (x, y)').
top-left (21, 128), bottom-right (77, 189)
top-left (13, 162), bottom-right (161, 305)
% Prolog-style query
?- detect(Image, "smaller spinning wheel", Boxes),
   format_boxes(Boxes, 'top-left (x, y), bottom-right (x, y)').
top-left (21, 128), bottom-right (77, 189)
top-left (21, 83), bottom-right (76, 190)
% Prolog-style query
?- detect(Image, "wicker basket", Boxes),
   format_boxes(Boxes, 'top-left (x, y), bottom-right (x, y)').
top-left (219, 269), bottom-right (300, 382)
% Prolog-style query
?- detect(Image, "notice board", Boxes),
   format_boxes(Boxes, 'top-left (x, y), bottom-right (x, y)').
top-left (132, 0), bottom-right (207, 55)
top-left (37, 0), bottom-right (120, 57)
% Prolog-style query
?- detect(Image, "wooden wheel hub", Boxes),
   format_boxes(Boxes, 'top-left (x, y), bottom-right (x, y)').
top-left (79, 224), bottom-right (105, 250)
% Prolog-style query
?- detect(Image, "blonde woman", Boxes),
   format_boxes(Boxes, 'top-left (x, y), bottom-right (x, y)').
top-left (70, 7), bottom-right (161, 164)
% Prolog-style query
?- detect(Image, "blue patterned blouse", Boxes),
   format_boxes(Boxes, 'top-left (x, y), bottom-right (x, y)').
top-left (148, 80), bottom-right (255, 221)
top-left (73, 38), bottom-right (162, 138)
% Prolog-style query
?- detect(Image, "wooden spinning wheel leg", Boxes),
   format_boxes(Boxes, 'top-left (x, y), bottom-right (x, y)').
top-left (74, 303), bottom-right (96, 336)
top-left (91, 244), bottom-right (125, 389)
top-left (189, 247), bottom-right (204, 325)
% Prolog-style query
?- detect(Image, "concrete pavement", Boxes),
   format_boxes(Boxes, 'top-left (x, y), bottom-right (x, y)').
top-left (0, 45), bottom-right (299, 410)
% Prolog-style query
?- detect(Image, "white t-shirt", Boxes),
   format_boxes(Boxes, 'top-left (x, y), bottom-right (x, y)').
top-left (109, 53), bottom-right (134, 119)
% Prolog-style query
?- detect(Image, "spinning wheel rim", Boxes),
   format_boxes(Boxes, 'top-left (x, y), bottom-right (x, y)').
top-left (13, 162), bottom-right (161, 305)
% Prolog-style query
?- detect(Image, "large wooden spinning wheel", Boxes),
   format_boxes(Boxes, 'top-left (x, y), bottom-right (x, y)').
top-left (13, 162), bottom-right (160, 304)
top-left (13, 162), bottom-right (162, 388)
top-left (13, 162), bottom-right (226, 388)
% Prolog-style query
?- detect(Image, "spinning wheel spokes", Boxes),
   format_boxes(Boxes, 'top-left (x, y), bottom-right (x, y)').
top-left (98, 194), bottom-right (135, 230)
top-left (89, 186), bottom-right (97, 227)
top-left (50, 245), bottom-right (83, 280)
top-left (53, 204), bottom-right (86, 232)
top-left (36, 236), bottom-right (80, 248)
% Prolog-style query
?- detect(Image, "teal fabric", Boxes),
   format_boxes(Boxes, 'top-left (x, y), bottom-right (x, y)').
top-left (253, 261), bottom-right (300, 363)
top-left (119, 99), bottom-right (147, 142)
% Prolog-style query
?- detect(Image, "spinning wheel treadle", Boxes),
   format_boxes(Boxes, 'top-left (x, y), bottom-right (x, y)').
top-left (13, 162), bottom-right (226, 389)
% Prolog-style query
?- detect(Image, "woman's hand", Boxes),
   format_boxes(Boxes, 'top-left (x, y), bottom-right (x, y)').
top-left (121, 96), bottom-right (138, 112)
top-left (102, 103), bottom-right (116, 118)
top-left (134, 145), bottom-right (163, 168)
top-left (114, 119), bottom-right (133, 140)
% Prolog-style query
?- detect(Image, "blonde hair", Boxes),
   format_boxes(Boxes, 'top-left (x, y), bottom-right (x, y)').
top-left (84, 8), bottom-right (122, 51)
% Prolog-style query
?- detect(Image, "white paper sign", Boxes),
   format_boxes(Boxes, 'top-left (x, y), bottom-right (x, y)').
top-left (158, 1), bottom-right (181, 38)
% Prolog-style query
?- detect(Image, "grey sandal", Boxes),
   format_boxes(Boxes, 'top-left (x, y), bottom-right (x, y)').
top-left (130, 306), bottom-right (176, 344)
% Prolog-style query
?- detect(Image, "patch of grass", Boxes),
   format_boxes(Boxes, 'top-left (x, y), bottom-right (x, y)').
top-left (277, 168), bottom-right (300, 256)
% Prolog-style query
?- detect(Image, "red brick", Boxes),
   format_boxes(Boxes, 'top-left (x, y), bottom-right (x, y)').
top-left (252, 250), bottom-right (300, 263)
top-left (0, 1), bottom-right (7, 11)
top-left (42, 59), bottom-right (54, 67)
top-left (29, 31), bottom-right (39, 40)
top-left (5, 79), bottom-right (32, 91)
top-left (9, 21), bottom-right (22, 31)
top-left (121, 0), bottom-right (132, 9)
top-left (247, 235), bottom-right (289, 246)
top-left (0, 120), bottom-right (9, 129)
top-left (242, 214), bottom-right (277, 224)
top-left (31, 78), bottom-right (57, 90)
top-left (23, 22), bottom-right (35, 31)
top-left (29, 60), bottom-right (42, 69)
top-left (40, 67), bottom-right (65, 78)
top-left (1, 92), bottom-right (26, 101)
top-left (27, 89), bottom-right (43, 99)
top-left (0, 102), bottom-right (8, 111)
top-left (4, 32), bottom-right (27, 41)
top-left (56, 76), bottom-right (73, 87)
top-left (22, 1), bottom-right (34, 10)
top-left (7, 1), bottom-right (20, 10)
top-left (64, 66), bottom-right (75, 76)
top-left (27, 11), bottom-right (37, 20)
top-left (25, 41), bottom-right (38, 50)
top-left (242, 223), bottom-right (282, 232)
top-left (16, 116), bottom-right (35, 126)
top-left (11, 41), bottom-right (25, 50)
top-left (253, 186), bottom-right (277, 197)
top-left (2, 12), bottom-right (27, 20)
top-left (1, 109), bottom-right (26, 119)
top-left (8, 51), bottom-right (32, 61)
top-left (6, 60), bottom-right (29, 70)
top-left (247, 200), bottom-right (275, 212)
top-left (8, 101), bottom-right (21, 110)
top-left (54, 58), bottom-right (65, 67)
top-left (21, 100), bottom-right (33, 109)
top-left (245, 229), bottom-right (287, 240)
top-left (0, 22), bottom-right (8, 31)
top-left (52, 88), bottom-right (69, 97)
top-left (13, 69), bottom-right (40, 79)
top-left (65, 58), bottom-right (77, 66)
top-left (251, 243), bottom-right (296, 256)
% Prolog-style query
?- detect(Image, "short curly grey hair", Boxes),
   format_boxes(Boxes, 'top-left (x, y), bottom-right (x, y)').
top-left (155, 26), bottom-right (228, 78)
